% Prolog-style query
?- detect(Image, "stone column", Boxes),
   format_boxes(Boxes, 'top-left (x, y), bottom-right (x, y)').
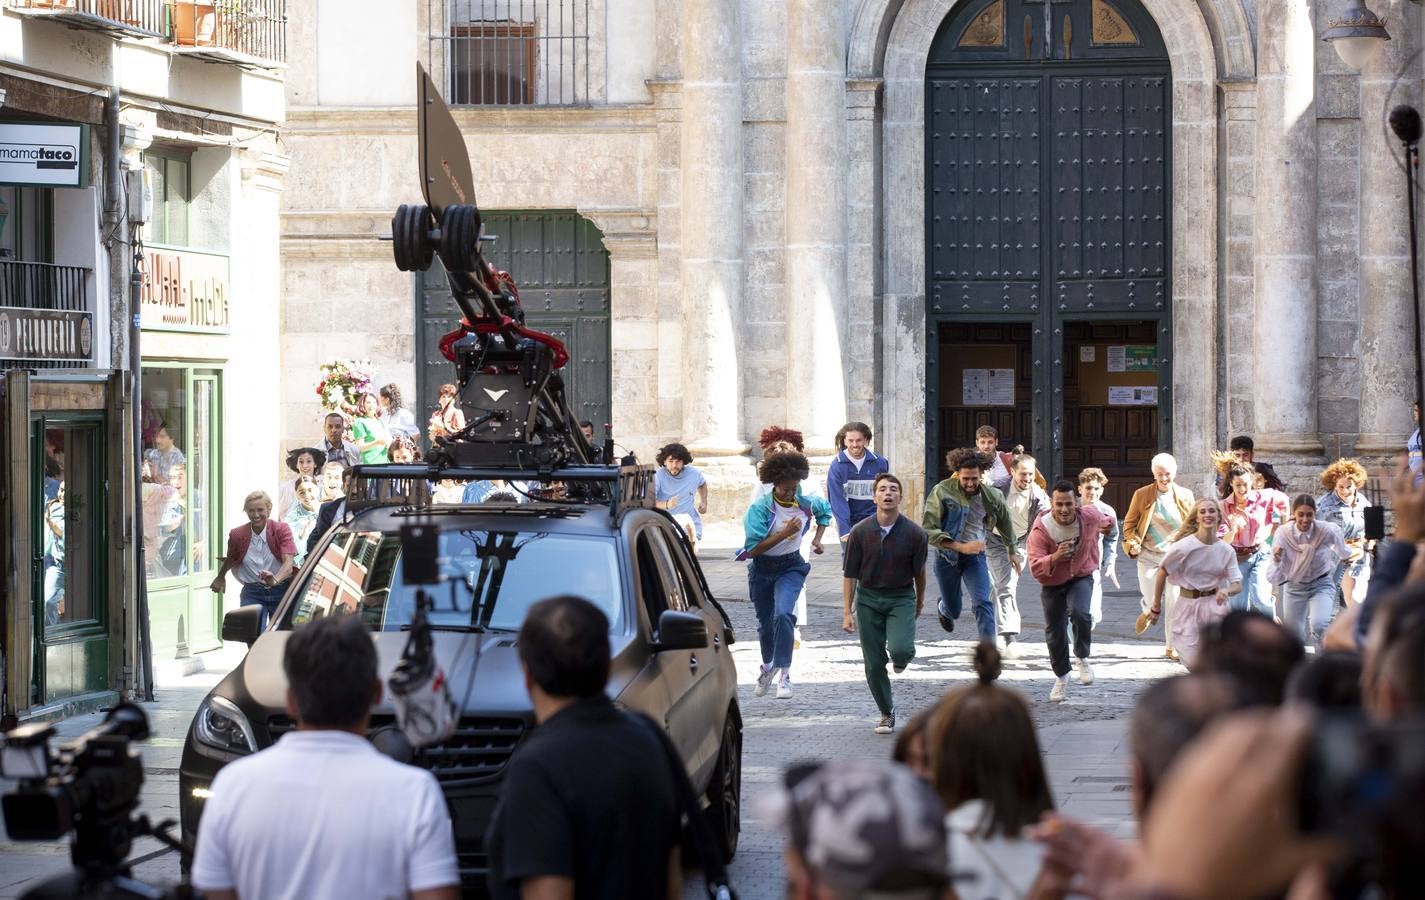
top-left (1356, 0), bottom-right (1420, 457)
top-left (679, 0), bottom-right (744, 454)
top-left (1252, 0), bottom-right (1322, 457)
top-left (784, 1), bottom-right (848, 454)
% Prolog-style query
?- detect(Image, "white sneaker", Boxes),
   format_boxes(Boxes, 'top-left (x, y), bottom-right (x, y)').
top-left (1077, 658), bottom-right (1094, 685)
top-left (1001, 636), bottom-right (1021, 659)
top-left (754, 666), bottom-right (775, 698)
top-left (776, 673), bottom-right (793, 700)
top-left (1049, 677), bottom-right (1068, 703)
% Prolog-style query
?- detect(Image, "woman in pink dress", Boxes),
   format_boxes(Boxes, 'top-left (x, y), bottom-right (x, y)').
top-left (1147, 498), bottom-right (1243, 668)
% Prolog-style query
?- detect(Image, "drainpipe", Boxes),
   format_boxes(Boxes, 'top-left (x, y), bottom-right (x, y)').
top-left (106, 89), bottom-right (153, 702)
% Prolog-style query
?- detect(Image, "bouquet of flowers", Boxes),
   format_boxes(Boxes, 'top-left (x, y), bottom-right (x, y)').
top-left (314, 359), bottom-right (376, 415)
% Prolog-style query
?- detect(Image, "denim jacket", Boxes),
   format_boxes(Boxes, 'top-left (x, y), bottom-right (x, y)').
top-left (920, 479), bottom-right (1016, 565)
top-left (738, 489), bottom-right (833, 559)
top-left (1315, 491), bottom-right (1369, 543)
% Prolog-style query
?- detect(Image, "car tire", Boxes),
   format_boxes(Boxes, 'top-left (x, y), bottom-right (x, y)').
top-left (704, 711), bottom-right (741, 863)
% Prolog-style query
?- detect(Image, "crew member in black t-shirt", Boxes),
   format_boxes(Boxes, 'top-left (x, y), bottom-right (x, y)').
top-left (486, 595), bottom-right (682, 900)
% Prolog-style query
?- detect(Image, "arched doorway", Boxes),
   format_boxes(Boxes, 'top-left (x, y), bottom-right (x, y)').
top-left (924, 0), bottom-right (1171, 513)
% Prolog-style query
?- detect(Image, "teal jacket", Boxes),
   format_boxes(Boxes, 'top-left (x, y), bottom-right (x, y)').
top-left (921, 479), bottom-right (1016, 561)
top-left (738, 489), bottom-right (833, 560)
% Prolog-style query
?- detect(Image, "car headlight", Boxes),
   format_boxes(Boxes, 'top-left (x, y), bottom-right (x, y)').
top-left (194, 696), bottom-right (256, 755)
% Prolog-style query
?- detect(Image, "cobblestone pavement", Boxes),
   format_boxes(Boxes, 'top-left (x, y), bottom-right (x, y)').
top-left (2, 523), bottom-right (1178, 899)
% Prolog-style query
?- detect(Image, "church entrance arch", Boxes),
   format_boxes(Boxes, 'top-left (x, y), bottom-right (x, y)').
top-left (925, 0), bottom-right (1172, 509)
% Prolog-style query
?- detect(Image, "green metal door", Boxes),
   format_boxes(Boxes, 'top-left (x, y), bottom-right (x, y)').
top-left (416, 211), bottom-right (612, 434)
top-left (30, 415), bottom-right (108, 705)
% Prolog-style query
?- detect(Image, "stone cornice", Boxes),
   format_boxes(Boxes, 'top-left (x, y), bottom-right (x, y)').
top-left (284, 104), bottom-right (658, 135)
top-left (241, 151), bottom-right (290, 193)
top-left (580, 208), bottom-right (658, 257)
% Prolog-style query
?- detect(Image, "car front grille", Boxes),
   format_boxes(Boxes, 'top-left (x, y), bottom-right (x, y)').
top-left (266, 713), bottom-right (526, 784)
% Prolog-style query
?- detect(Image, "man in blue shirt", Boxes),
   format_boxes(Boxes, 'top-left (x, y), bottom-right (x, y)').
top-left (827, 421), bottom-right (890, 543)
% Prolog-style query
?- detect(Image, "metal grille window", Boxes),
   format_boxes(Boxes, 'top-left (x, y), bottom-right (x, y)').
top-left (430, 0), bottom-right (590, 106)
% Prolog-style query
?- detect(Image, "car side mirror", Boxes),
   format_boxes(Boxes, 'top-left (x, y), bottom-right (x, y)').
top-left (651, 610), bottom-right (708, 653)
top-left (222, 606), bottom-right (264, 646)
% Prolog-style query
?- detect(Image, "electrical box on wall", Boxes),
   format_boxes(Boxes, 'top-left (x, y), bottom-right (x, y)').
top-left (124, 167), bottom-right (151, 225)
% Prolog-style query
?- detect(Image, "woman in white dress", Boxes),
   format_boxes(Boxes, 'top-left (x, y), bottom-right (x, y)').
top-left (1149, 498), bottom-right (1243, 668)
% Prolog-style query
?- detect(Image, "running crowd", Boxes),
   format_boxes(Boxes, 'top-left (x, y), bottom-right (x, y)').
top-left (720, 418), bottom-right (1401, 732)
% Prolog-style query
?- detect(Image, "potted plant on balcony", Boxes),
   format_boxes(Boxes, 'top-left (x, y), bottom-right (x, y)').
top-left (24, 1), bottom-right (78, 9)
top-left (171, 0), bottom-right (218, 46)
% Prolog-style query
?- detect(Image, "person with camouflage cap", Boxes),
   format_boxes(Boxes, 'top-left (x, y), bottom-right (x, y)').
top-left (767, 758), bottom-right (951, 899)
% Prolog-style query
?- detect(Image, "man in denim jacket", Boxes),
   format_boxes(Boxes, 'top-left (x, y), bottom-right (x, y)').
top-left (922, 448), bottom-right (1018, 640)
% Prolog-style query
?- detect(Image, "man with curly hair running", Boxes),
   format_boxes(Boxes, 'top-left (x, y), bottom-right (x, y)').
top-left (740, 450), bottom-right (831, 699)
top-left (922, 448), bottom-right (1018, 641)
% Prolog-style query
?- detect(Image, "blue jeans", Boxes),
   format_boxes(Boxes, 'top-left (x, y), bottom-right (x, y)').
top-left (1230, 549), bottom-right (1274, 617)
top-left (1282, 573), bottom-right (1337, 650)
top-left (240, 580), bottom-right (289, 632)
top-left (934, 550), bottom-right (995, 640)
top-left (748, 553), bottom-right (809, 670)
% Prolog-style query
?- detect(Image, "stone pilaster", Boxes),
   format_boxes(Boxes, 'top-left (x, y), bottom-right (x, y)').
top-left (679, 0), bottom-right (752, 511)
top-left (583, 209), bottom-right (660, 458)
top-left (1356, 0), bottom-right (1420, 458)
top-left (783, 0), bottom-right (848, 455)
top-left (845, 79), bottom-right (882, 434)
top-left (1252, 0), bottom-right (1323, 457)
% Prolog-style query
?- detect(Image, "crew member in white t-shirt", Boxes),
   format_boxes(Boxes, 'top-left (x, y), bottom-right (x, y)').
top-left (192, 615), bottom-right (459, 900)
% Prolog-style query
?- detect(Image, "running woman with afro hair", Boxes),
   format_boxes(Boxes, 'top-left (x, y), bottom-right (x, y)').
top-left (740, 450), bottom-right (832, 699)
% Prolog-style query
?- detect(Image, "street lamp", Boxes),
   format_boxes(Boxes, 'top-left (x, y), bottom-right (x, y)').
top-left (1322, 0), bottom-right (1391, 69)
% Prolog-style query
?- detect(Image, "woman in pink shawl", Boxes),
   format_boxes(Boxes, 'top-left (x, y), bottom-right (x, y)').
top-left (1270, 494), bottom-right (1352, 650)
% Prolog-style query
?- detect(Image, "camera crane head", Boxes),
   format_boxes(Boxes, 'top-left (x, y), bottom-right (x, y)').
top-left (389, 64), bottom-right (604, 472)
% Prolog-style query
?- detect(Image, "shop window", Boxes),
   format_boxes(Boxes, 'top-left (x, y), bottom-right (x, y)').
top-left (143, 151), bottom-right (191, 247)
top-left (37, 422), bottom-right (104, 629)
top-left (0, 186), bottom-right (54, 263)
top-left (141, 366), bottom-right (221, 585)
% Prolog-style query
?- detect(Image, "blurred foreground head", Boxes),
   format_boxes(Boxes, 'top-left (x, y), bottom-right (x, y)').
top-left (769, 758), bottom-right (949, 900)
top-left (1129, 673), bottom-right (1252, 822)
top-left (1196, 611), bottom-right (1304, 706)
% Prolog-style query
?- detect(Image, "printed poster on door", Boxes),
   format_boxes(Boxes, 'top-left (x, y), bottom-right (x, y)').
top-left (963, 368), bottom-right (1015, 406)
top-left (1108, 386), bottom-right (1158, 406)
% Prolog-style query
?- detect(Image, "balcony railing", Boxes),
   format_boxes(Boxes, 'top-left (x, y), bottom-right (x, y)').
top-left (428, 0), bottom-right (591, 107)
top-left (5, 0), bottom-right (287, 64)
top-left (0, 259), bottom-right (87, 312)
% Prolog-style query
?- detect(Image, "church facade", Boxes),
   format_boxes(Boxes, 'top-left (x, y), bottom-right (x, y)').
top-left (281, 0), bottom-right (1420, 515)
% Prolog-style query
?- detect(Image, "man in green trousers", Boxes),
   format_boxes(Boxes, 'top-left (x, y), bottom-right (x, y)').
top-left (842, 472), bottom-right (929, 735)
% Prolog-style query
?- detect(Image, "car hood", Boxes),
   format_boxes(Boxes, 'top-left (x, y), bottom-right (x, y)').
top-left (228, 630), bottom-right (638, 716)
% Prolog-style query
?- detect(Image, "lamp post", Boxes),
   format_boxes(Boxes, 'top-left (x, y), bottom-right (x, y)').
top-left (1322, 0), bottom-right (1391, 69)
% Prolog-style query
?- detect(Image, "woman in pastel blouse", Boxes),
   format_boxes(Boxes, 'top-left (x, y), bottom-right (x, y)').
top-left (349, 392), bottom-right (391, 464)
top-left (428, 383), bottom-right (466, 442)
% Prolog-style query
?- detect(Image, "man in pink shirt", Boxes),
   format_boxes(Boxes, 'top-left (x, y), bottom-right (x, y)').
top-left (1028, 480), bottom-right (1115, 703)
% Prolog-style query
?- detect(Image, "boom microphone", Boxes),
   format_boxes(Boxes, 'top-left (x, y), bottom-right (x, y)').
top-left (1390, 104), bottom-right (1422, 146)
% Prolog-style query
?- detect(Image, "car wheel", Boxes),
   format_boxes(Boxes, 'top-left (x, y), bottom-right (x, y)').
top-left (705, 712), bottom-right (741, 862)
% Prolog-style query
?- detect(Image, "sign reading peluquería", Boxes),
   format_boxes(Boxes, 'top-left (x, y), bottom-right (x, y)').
top-left (0, 306), bottom-right (93, 361)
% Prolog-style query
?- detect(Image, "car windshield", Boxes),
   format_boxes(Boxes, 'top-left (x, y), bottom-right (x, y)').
top-left (287, 527), bottom-right (623, 632)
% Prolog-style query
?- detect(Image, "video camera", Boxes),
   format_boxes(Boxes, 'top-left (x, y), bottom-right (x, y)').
top-left (1, 703), bottom-right (192, 899)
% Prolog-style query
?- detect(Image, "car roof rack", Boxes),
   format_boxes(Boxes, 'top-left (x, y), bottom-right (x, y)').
top-left (345, 463), bottom-right (657, 520)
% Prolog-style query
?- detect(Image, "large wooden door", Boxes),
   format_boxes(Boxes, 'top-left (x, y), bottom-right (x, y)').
top-left (925, 0), bottom-right (1172, 487)
top-left (416, 211), bottom-right (611, 434)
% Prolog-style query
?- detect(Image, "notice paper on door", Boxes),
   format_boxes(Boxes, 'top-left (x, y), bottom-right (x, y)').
top-left (963, 368), bottom-right (1015, 406)
top-left (1108, 386), bottom-right (1158, 406)
top-left (1107, 345), bottom-right (1127, 372)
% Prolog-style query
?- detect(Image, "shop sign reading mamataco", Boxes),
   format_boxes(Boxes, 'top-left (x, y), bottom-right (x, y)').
top-left (0, 122), bottom-right (87, 188)
top-left (141, 247), bottom-right (230, 333)
top-left (0, 307), bottom-right (92, 360)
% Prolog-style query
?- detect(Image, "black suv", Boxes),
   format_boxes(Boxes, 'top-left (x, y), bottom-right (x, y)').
top-left (178, 481), bottom-right (742, 893)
